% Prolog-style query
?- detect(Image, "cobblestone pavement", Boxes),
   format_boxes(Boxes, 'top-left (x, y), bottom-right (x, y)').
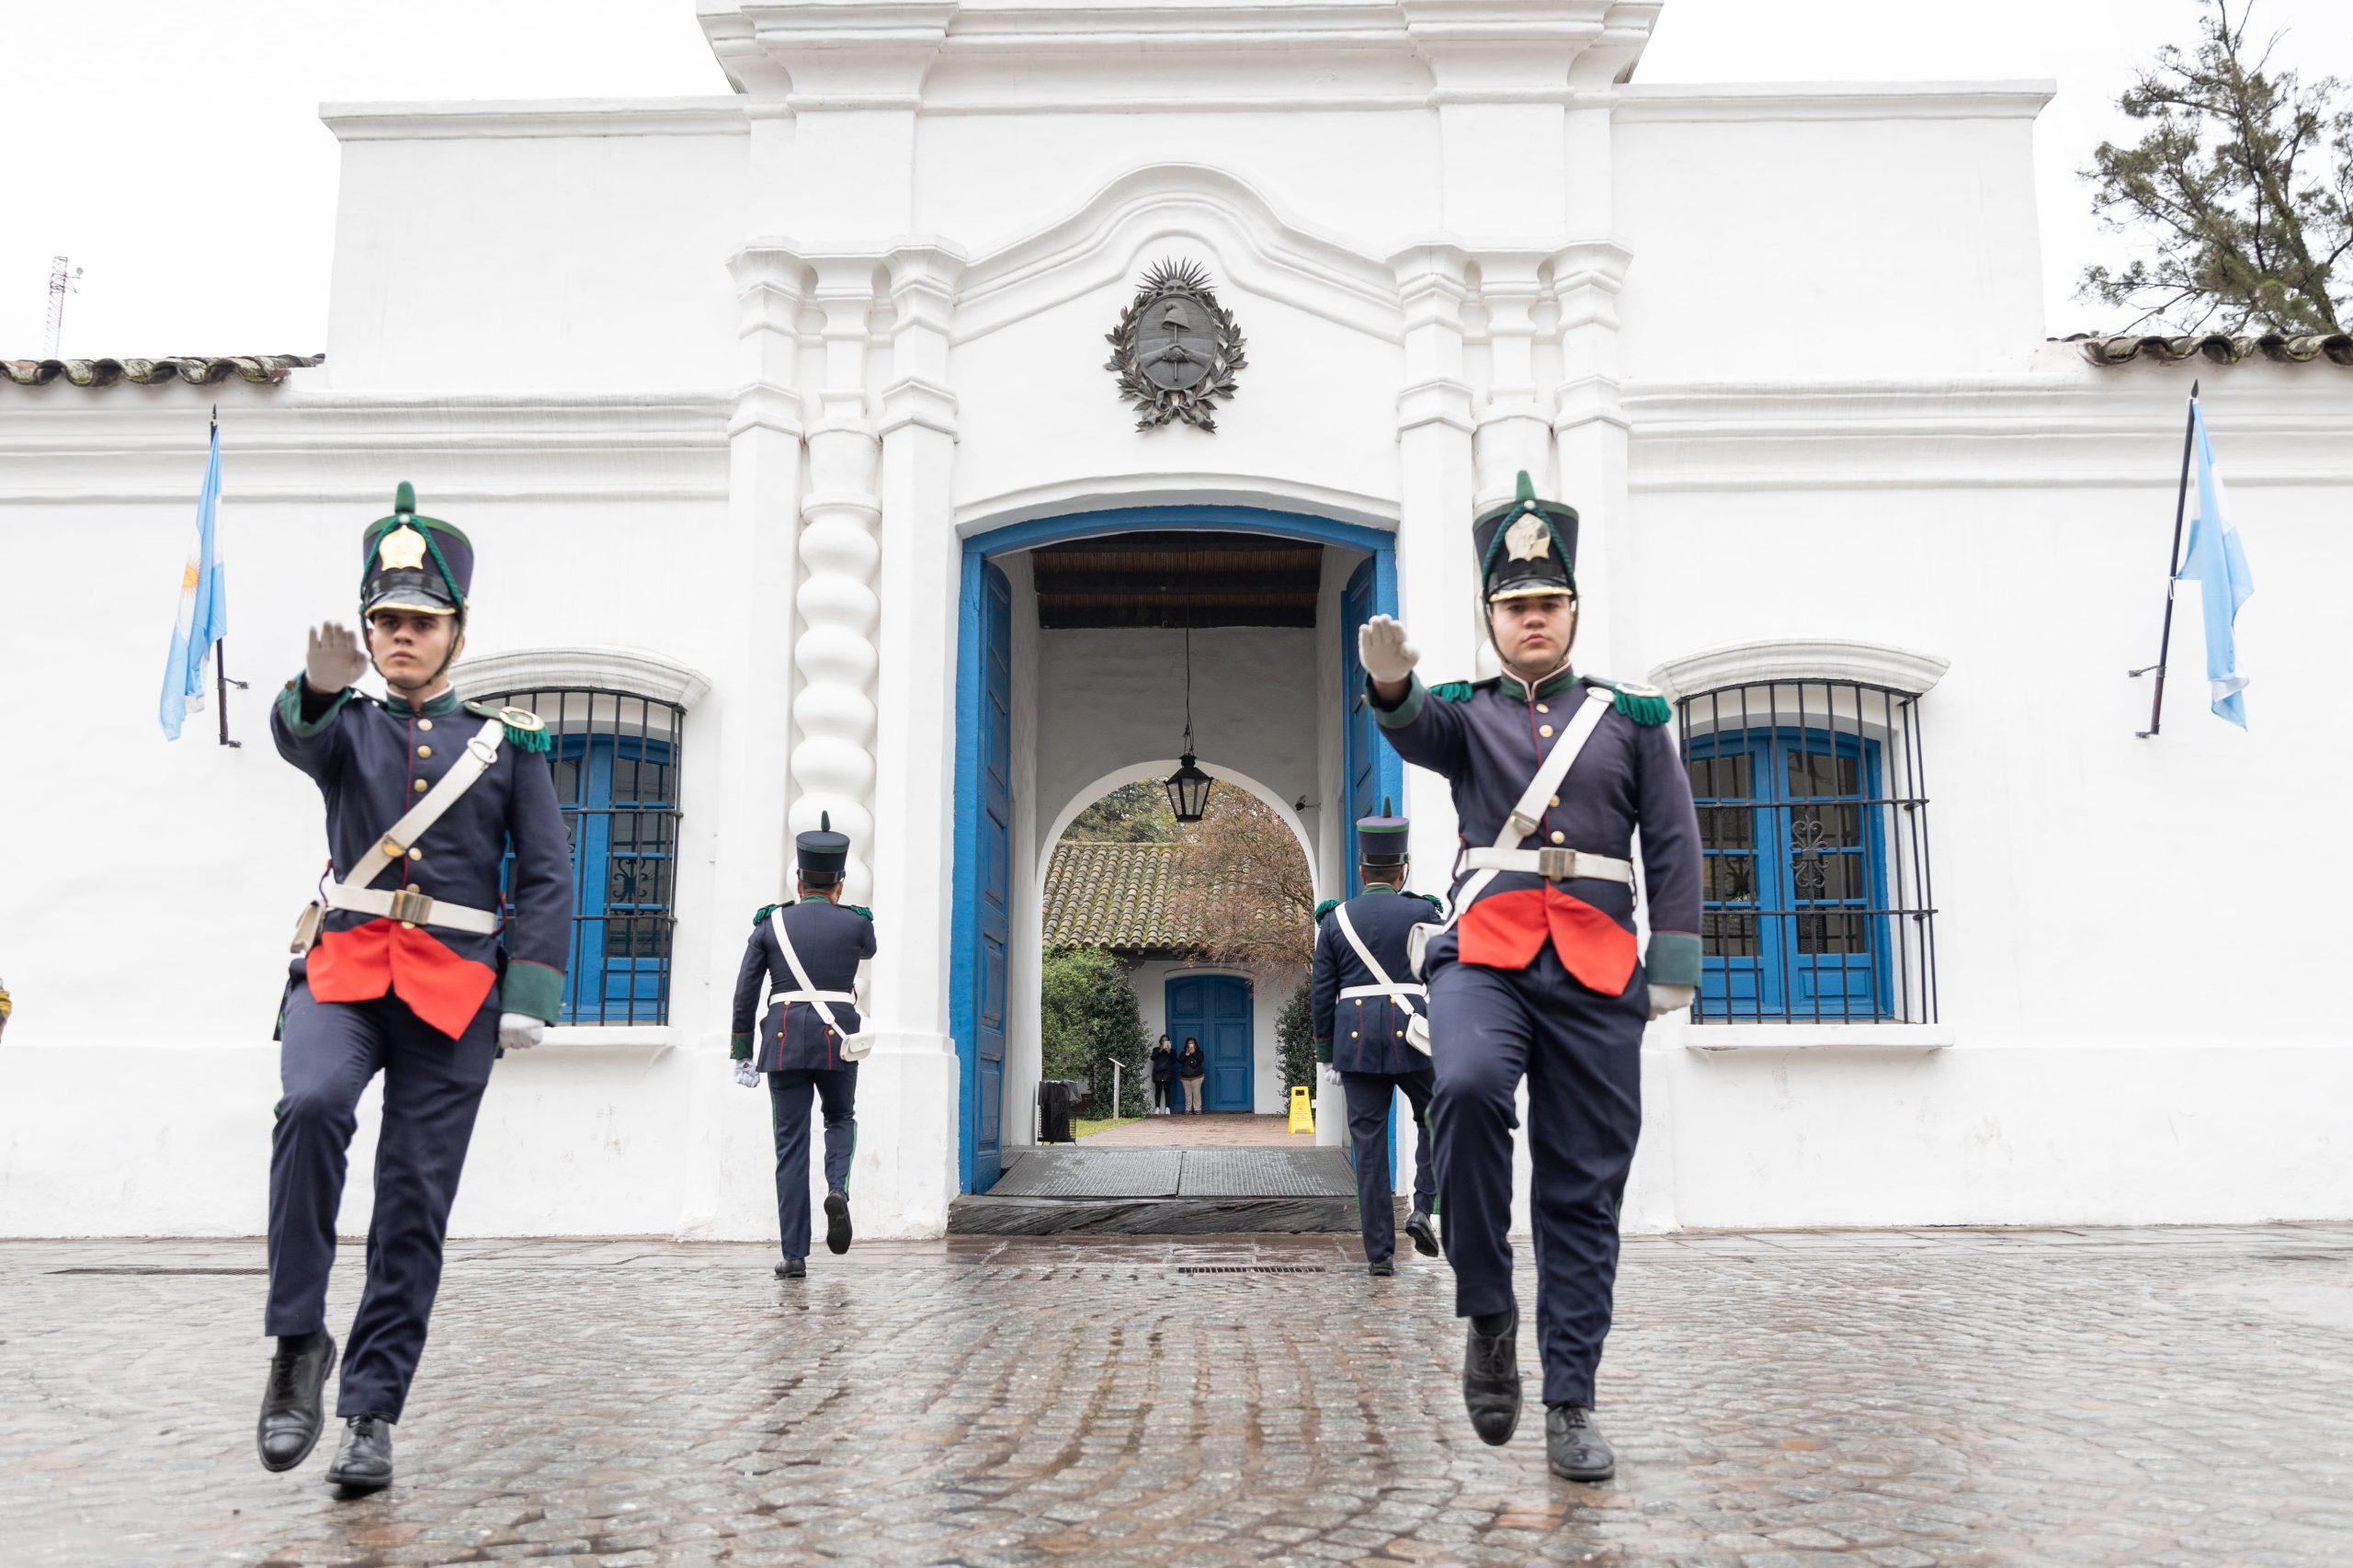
top-left (1082, 1114), bottom-right (1298, 1147)
top-left (6, 1224), bottom-right (2353, 1567)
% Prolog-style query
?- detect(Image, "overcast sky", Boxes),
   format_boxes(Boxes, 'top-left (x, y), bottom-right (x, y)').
top-left (6, 0), bottom-right (2348, 359)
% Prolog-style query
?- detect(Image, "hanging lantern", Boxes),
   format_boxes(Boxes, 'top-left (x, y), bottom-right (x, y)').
top-left (1165, 735), bottom-right (1215, 824)
top-left (1164, 613), bottom-right (1214, 823)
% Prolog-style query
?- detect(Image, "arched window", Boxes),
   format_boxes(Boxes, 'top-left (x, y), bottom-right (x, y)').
top-left (459, 649), bottom-right (708, 1027)
top-left (1654, 641), bottom-right (1946, 1027)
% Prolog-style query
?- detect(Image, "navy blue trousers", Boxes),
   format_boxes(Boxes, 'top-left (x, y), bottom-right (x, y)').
top-left (1341, 1068), bottom-right (1436, 1266)
top-left (769, 1066), bottom-right (858, 1261)
top-left (1428, 947), bottom-right (1646, 1408)
top-left (266, 983), bottom-right (497, 1421)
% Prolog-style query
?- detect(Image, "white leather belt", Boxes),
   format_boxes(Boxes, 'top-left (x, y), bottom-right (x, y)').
top-left (770, 990), bottom-right (857, 1007)
top-left (325, 884), bottom-right (500, 936)
top-left (1461, 846), bottom-right (1633, 884)
top-left (1339, 983), bottom-right (1427, 1001)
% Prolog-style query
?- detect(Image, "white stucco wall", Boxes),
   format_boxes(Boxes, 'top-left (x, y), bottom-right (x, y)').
top-left (1129, 959), bottom-right (1289, 1118)
top-left (4, 4), bottom-right (2349, 1242)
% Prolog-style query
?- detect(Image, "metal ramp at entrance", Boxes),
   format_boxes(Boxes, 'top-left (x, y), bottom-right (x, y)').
top-left (951, 1147), bottom-right (1359, 1235)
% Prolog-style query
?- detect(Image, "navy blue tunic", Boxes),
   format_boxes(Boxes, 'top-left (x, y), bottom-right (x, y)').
top-left (731, 900), bottom-right (877, 1073)
top-left (1310, 886), bottom-right (1444, 1075)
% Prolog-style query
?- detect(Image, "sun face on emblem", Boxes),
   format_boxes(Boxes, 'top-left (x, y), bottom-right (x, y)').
top-left (1505, 511), bottom-right (1552, 562)
top-left (377, 524), bottom-right (429, 572)
top-left (1105, 260), bottom-right (1248, 432)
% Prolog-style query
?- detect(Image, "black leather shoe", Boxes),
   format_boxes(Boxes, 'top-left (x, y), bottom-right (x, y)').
top-left (776, 1257), bottom-right (806, 1279)
top-left (256, 1331), bottom-right (335, 1472)
top-left (1545, 1403), bottom-right (1615, 1482)
top-left (1462, 1312), bottom-right (1522, 1446)
top-left (1405, 1210), bottom-right (1440, 1257)
top-left (324, 1414), bottom-right (393, 1494)
top-left (1368, 1258), bottom-right (1395, 1277)
top-left (824, 1189), bottom-right (853, 1255)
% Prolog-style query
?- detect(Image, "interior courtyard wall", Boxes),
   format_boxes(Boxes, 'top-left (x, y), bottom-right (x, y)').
top-left (1128, 958), bottom-right (1290, 1118)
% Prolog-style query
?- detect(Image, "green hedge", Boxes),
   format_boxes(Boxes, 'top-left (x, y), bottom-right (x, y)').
top-left (1276, 983), bottom-right (1316, 1096)
top-left (1040, 947), bottom-right (1150, 1118)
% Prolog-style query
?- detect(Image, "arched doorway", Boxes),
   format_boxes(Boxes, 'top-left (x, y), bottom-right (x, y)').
top-left (949, 506), bottom-right (1402, 1192)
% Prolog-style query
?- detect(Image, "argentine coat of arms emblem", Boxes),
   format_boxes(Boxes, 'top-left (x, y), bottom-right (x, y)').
top-left (1104, 259), bottom-right (1247, 432)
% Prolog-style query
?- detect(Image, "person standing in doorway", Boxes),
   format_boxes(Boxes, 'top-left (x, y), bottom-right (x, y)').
top-left (731, 814), bottom-right (875, 1278)
top-left (1176, 1035), bottom-right (1207, 1114)
top-left (1310, 798), bottom-right (1443, 1277)
top-left (1149, 1033), bottom-right (1175, 1114)
top-left (1358, 472), bottom-right (1701, 1483)
top-left (256, 484), bottom-right (572, 1496)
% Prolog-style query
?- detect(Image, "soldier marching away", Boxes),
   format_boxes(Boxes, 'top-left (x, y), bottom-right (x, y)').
top-left (1310, 799), bottom-right (1444, 1276)
top-left (256, 484), bottom-right (572, 1495)
top-left (1359, 472), bottom-right (1701, 1483)
top-left (732, 814), bottom-right (876, 1278)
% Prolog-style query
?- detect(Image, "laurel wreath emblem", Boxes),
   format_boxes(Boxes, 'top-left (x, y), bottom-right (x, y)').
top-left (1103, 259), bottom-right (1248, 432)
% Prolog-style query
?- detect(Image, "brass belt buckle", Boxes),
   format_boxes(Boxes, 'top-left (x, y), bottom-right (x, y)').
top-left (1536, 846), bottom-right (1575, 881)
top-left (387, 887), bottom-right (435, 926)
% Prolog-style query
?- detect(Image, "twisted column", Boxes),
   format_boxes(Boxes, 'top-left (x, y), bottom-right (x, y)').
top-left (791, 262), bottom-right (883, 903)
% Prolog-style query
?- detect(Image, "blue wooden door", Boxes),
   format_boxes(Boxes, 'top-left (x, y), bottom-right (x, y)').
top-left (1340, 559), bottom-right (1383, 897)
top-left (964, 562), bottom-right (1014, 1188)
top-left (1166, 975), bottom-right (1254, 1112)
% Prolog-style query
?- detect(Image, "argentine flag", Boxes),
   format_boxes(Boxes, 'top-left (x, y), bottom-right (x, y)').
top-left (2177, 401), bottom-right (2255, 729)
top-left (158, 422), bottom-right (227, 740)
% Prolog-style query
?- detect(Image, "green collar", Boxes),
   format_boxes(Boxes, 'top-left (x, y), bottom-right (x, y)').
top-left (385, 687), bottom-right (462, 720)
top-left (1496, 665), bottom-right (1579, 702)
top-left (1361, 881), bottom-right (1401, 896)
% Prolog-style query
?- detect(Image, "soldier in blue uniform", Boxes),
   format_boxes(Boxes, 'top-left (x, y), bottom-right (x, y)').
top-left (1359, 472), bottom-right (1701, 1483)
top-left (731, 815), bottom-right (876, 1278)
top-left (1310, 799), bottom-right (1444, 1276)
top-left (256, 484), bottom-right (573, 1494)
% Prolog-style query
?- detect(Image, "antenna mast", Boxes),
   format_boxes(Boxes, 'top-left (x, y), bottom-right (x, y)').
top-left (44, 256), bottom-right (82, 358)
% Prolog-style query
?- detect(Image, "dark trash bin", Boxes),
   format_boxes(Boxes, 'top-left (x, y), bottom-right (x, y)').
top-left (1038, 1078), bottom-right (1077, 1144)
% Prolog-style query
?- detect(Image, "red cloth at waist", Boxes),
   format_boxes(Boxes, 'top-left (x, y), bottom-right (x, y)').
top-left (1457, 885), bottom-right (1638, 997)
top-left (307, 918), bottom-right (498, 1039)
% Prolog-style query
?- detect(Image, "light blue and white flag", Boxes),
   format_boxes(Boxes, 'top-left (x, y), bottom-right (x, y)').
top-left (2176, 400), bottom-right (2255, 729)
top-left (158, 422), bottom-right (227, 740)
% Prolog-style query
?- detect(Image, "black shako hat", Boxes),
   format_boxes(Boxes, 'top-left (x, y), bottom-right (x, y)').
top-left (1355, 796), bottom-right (1409, 867)
top-left (1472, 471), bottom-right (1577, 603)
top-left (796, 812), bottom-right (851, 882)
top-left (359, 482), bottom-right (473, 617)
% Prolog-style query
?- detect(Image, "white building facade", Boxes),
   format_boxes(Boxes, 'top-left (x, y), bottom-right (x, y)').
top-left (5, 0), bottom-right (2349, 1242)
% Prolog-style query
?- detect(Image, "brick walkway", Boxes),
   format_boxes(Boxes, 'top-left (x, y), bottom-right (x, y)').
top-left (6, 1224), bottom-right (2353, 1566)
top-left (1081, 1113), bottom-right (1302, 1147)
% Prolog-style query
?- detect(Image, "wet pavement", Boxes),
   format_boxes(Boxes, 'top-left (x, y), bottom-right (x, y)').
top-left (6, 1224), bottom-right (2353, 1567)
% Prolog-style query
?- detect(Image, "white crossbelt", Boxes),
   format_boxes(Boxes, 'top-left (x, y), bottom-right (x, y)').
top-left (769, 907), bottom-right (875, 1061)
top-left (321, 715), bottom-right (508, 937)
top-left (1413, 685), bottom-right (1617, 977)
top-left (1460, 846), bottom-right (1632, 884)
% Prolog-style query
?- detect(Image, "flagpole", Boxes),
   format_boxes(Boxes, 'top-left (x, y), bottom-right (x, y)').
top-left (210, 404), bottom-right (246, 748)
top-left (2130, 379), bottom-right (2200, 739)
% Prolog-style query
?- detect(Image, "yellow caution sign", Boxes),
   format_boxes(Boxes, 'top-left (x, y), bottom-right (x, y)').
top-left (1287, 1084), bottom-right (1315, 1135)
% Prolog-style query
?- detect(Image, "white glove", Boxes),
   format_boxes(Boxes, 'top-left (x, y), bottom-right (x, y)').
top-left (1358, 615), bottom-right (1419, 685)
top-left (733, 1060), bottom-right (762, 1089)
top-left (1321, 1063), bottom-right (1343, 1086)
top-left (1646, 983), bottom-right (1695, 1021)
top-left (305, 622), bottom-right (368, 695)
top-left (497, 1013), bottom-right (544, 1051)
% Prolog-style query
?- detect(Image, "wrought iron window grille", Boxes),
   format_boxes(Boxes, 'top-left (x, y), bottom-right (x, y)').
top-left (1675, 681), bottom-right (1938, 1026)
top-left (485, 687), bottom-right (686, 1027)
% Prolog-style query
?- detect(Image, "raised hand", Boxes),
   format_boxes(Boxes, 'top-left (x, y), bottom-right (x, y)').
top-left (305, 622), bottom-right (368, 695)
top-left (1358, 615), bottom-right (1419, 685)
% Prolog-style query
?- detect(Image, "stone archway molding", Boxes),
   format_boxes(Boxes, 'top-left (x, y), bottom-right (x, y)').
top-left (1038, 758), bottom-right (1324, 910)
top-left (1646, 637), bottom-right (1949, 701)
top-left (454, 644), bottom-right (714, 709)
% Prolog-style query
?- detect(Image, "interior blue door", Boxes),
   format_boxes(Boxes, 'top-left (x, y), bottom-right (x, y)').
top-left (1166, 975), bottom-right (1254, 1112)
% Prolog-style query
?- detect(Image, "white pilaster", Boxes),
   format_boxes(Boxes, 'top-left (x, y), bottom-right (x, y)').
top-left (1550, 238), bottom-right (1634, 674)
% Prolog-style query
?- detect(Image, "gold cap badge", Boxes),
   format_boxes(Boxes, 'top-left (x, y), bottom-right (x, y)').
top-left (377, 524), bottom-right (429, 572)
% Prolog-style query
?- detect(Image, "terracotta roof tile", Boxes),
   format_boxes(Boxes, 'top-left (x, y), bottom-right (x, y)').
top-left (1041, 841), bottom-right (1201, 954)
top-left (3, 354), bottom-right (323, 388)
top-left (2065, 332), bottom-right (2352, 367)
